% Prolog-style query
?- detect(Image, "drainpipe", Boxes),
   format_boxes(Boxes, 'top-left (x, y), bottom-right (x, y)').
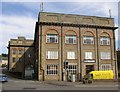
top-left (113, 29), bottom-right (118, 79)
top-left (39, 24), bottom-right (43, 81)
top-left (96, 28), bottom-right (99, 70)
top-left (23, 47), bottom-right (25, 79)
top-left (61, 26), bottom-right (63, 81)
top-left (79, 26), bottom-right (82, 81)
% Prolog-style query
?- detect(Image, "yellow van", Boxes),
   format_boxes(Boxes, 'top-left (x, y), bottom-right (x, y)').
top-left (82, 70), bottom-right (114, 84)
top-left (89, 70), bottom-right (114, 79)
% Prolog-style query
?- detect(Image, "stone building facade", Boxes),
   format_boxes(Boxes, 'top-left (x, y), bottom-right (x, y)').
top-left (0, 55), bottom-right (8, 67)
top-left (8, 37), bottom-right (35, 78)
top-left (34, 12), bottom-right (118, 81)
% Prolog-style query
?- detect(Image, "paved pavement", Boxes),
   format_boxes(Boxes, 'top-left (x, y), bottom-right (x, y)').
top-left (43, 80), bottom-right (119, 86)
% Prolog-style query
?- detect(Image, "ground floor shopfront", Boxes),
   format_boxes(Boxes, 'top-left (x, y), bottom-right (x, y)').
top-left (37, 62), bottom-right (117, 81)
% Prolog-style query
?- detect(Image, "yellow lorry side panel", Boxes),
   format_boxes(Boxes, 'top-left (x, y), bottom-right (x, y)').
top-left (89, 70), bottom-right (114, 79)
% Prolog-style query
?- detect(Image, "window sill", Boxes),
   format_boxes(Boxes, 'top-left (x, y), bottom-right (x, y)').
top-left (83, 59), bottom-right (96, 63)
top-left (83, 44), bottom-right (94, 45)
top-left (65, 43), bottom-right (77, 45)
top-left (100, 59), bottom-right (112, 60)
top-left (84, 59), bottom-right (95, 60)
top-left (46, 74), bottom-right (58, 75)
top-left (66, 59), bottom-right (77, 60)
top-left (100, 45), bottom-right (110, 46)
top-left (46, 59), bottom-right (59, 60)
top-left (46, 43), bottom-right (58, 44)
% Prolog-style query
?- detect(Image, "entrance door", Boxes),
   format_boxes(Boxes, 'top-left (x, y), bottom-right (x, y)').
top-left (86, 65), bottom-right (94, 74)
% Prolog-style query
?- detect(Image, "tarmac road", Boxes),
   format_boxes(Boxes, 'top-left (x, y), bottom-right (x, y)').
top-left (1, 67), bottom-right (119, 91)
top-left (2, 80), bottom-right (119, 90)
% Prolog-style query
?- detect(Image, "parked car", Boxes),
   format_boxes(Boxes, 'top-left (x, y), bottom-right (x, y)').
top-left (0, 74), bottom-right (8, 82)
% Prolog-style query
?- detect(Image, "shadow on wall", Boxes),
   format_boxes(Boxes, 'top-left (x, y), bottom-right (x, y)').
top-left (9, 43), bottom-right (35, 80)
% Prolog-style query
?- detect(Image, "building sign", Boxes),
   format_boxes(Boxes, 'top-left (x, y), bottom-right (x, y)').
top-left (84, 60), bottom-right (95, 63)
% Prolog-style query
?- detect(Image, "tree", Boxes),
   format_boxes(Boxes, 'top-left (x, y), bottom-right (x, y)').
top-left (2, 53), bottom-right (8, 57)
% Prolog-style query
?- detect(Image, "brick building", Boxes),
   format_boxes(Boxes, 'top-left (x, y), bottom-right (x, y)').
top-left (0, 54), bottom-right (8, 67)
top-left (34, 12), bottom-right (118, 81)
top-left (8, 37), bottom-right (35, 79)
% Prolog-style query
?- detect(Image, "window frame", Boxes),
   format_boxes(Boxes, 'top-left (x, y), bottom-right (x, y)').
top-left (101, 52), bottom-right (111, 60)
top-left (68, 64), bottom-right (77, 74)
top-left (101, 64), bottom-right (112, 70)
top-left (12, 57), bottom-right (21, 62)
top-left (67, 51), bottom-right (76, 59)
top-left (46, 51), bottom-right (58, 59)
top-left (85, 52), bottom-right (93, 59)
top-left (18, 50), bottom-right (24, 54)
top-left (100, 36), bottom-right (110, 45)
top-left (12, 49), bottom-right (17, 54)
top-left (46, 34), bottom-right (58, 43)
top-left (65, 35), bottom-right (77, 44)
top-left (46, 65), bottom-right (58, 75)
top-left (12, 57), bottom-right (16, 62)
top-left (83, 36), bottom-right (94, 44)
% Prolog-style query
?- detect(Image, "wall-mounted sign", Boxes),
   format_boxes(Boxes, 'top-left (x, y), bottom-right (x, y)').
top-left (84, 60), bottom-right (95, 63)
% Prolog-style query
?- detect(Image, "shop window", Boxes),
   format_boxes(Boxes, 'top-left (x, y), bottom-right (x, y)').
top-left (68, 65), bottom-right (77, 74)
top-left (101, 64), bottom-right (111, 70)
top-left (46, 65), bottom-right (58, 75)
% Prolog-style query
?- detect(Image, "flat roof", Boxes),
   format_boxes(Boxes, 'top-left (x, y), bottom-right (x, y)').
top-left (38, 12), bottom-right (115, 27)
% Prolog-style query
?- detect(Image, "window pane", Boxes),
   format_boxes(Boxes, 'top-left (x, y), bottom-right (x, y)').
top-left (65, 35), bottom-right (76, 44)
top-left (100, 37), bottom-right (110, 45)
top-left (85, 52), bottom-right (92, 59)
top-left (46, 34), bottom-right (58, 43)
top-left (101, 52), bottom-right (111, 59)
top-left (67, 52), bottom-right (75, 59)
top-left (68, 65), bottom-right (77, 74)
top-left (13, 57), bottom-right (15, 62)
top-left (101, 64), bottom-right (111, 70)
top-left (83, 36), bottom-right (94, 44)
top-left (18, 50), bottom-right (24, 54)
top-left (46, 51), bottom-right (58, 59)
top-left (12, 49), bottom-right (17, 54)
top-left (46, 65), bottom-right (58, 75)
top-left (13, 58), bottom-right (19, 62)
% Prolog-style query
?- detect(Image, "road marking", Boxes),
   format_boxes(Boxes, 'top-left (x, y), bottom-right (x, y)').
top-left (23, 87), bottom-right (36, 90)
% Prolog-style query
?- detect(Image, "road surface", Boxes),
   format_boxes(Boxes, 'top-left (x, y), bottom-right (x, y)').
top-left (1, 67), bottom-right (119, 91)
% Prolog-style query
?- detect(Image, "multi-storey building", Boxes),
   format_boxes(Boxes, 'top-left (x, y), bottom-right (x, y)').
top-left (34, 12), bottom-right (118, 81)
top-left (0, 54), bottom-right (8, 67)
top-left (8, 37), bottom-right (35, 79)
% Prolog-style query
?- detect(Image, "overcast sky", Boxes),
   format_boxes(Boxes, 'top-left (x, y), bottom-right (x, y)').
top-left (0, 0), bottom-right (119, 54)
